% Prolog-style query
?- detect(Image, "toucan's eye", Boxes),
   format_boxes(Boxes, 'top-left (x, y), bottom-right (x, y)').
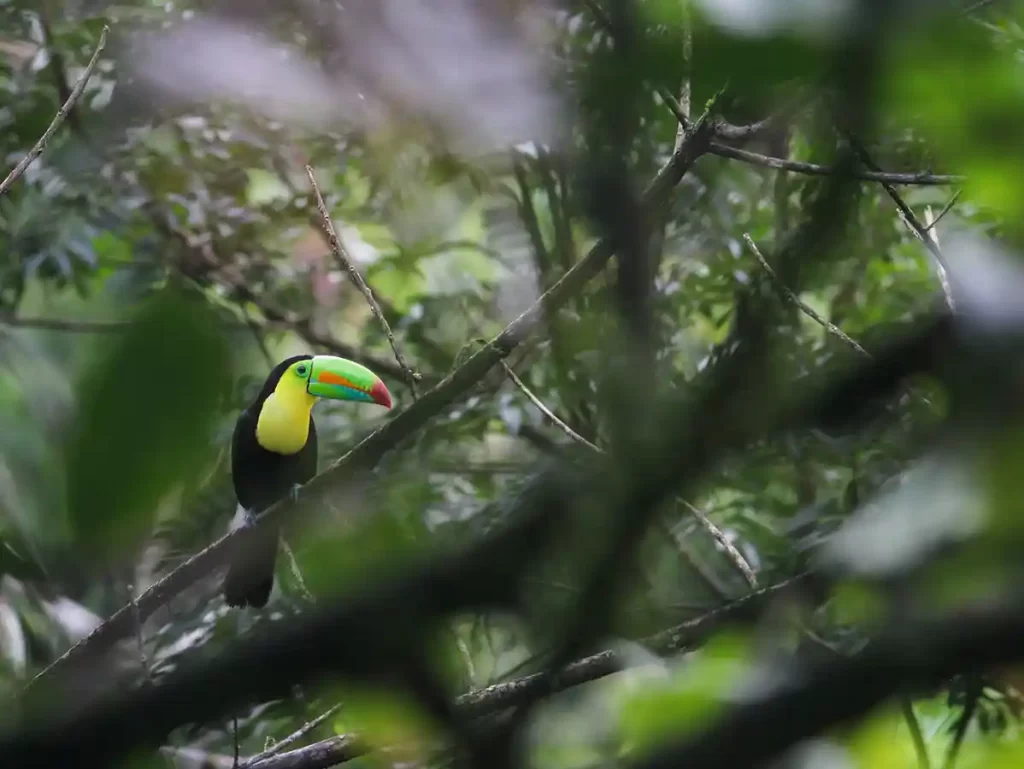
top-left (296, 365), bottom-right (308, 377)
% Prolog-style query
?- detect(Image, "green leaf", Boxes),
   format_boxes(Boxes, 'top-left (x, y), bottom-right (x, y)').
top-left (63, 290), bottom-right (234, 562)
top-left (245, 169), bottom-right (292, 206)
top-left (617, 632), bottom-right (750, 757)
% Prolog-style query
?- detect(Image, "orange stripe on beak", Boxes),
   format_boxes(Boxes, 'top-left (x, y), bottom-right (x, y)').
top-left (317, 371), bottom-right (360, 390)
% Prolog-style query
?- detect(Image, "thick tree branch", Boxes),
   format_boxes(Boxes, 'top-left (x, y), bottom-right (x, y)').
top-left (629, 598), bottom-right (1024, 769)
top-left (0, 27), bottom-right (107, 196)
top-left (250, 576), bottom-right (807, 769)
top-left (21, 115), bottom-right (714, 701)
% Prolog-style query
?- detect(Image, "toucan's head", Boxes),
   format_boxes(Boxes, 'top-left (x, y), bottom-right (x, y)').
top-left (261, 354), bottom-right (392, 409)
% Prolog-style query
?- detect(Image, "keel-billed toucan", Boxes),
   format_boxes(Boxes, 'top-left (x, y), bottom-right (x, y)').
top-left (223, 354), bottom-right (392, 608)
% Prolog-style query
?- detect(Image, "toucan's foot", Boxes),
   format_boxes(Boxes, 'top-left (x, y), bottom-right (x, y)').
top-left (290, 483), bottom-right (303, 505)
top-left (230, 505), bottom-right (256, 533)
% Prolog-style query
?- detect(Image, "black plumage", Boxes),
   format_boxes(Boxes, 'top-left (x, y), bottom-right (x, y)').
top-left (223, 355), bottom-right (318, 608)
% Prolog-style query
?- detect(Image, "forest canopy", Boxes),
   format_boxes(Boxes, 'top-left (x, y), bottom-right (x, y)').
top-left (1, 2), bottom-right (1024, 769)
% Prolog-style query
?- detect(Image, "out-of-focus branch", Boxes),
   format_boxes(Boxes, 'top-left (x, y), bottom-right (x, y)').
top-left (629, 599), bottom-right (1024, 769)
top-left (0, 27), bottom-right (107, 196)
top-left (242, 704), bottom-right (342, 768)
top-left (245, 577), bottom-right (810, 769)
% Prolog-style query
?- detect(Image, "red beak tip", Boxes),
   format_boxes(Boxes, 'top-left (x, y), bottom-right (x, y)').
top-left (372, 380), bottom-right (393, 409)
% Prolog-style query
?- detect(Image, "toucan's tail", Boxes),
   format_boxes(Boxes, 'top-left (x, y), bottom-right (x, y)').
top-left (223, 508), bottom-right (279, 609)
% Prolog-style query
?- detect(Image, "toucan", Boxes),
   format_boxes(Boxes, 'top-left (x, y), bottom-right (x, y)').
top-left (223, 354), bottom-right (392, 608)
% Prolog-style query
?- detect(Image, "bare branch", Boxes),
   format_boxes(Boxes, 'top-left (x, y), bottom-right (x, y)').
top-left (500, 360), bottom-right (599, 452)
top-left (743, 233), bottom-right (870, 358)
top-left (710, 142), bottom-right (961, 186)
top-left (677, 500), bottom-right (757, 589)
top-left (846, 138), bottom-right (956, 310)
top-left (924, 189), bottom-right (962, 232)
top-left (306, 165), bottom-right (421, 397)
top-left (0, 26), bottom-right (107, 196)
top-left (243, 705), bottom-right (342, 768)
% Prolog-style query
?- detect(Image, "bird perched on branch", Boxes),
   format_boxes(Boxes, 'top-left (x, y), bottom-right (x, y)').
top-left (224, 354), bottom-right (392, 608)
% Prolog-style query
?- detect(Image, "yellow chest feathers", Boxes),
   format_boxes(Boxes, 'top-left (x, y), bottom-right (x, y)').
top-left (255, 381), bottom-right (316, 455)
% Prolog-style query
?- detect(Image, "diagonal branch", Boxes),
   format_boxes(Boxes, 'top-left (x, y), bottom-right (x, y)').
top-left (846, 138), bottom-right (956, 310)
top-left (0, 27), bottom-right (107, 196)
top-left (708, 142), bottom-right (962, 186)
top-left (306, 166), bottom-right (420, 397)
top-left (21, 114), bottom-right (714, 700)
top-left (243, 705), bottom-right (343, 768)
top-left (743, 233), bottom-right (870, 357)
top-left (629, 598), bottom-right (1024, 769)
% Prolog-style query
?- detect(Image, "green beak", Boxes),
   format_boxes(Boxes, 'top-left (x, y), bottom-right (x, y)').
top-left (305, 355), bottom-right (392, 408)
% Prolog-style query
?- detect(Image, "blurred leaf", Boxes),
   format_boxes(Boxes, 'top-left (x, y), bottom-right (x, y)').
top-left (0, 599), bottom-right (26, 675)
top-left (63, 290), bottom-right (233, 562)
top-left (883, 14), bottom-right (1024, 216)
top-left (332, 684), bottom-right (442, 761)
top-left (617, 632), bottom-right (750, 756)
top-left (245, 169), bottom-right (292, 206)
top-left (845, 709), bottom-right (917, 769)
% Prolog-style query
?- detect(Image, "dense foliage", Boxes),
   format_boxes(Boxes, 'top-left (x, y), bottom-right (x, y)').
top-left (2, 1), bottom-right (1024, 769)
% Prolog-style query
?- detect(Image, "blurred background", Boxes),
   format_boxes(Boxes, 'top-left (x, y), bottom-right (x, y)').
top-left (2, 1), bottom-right (1024, 768)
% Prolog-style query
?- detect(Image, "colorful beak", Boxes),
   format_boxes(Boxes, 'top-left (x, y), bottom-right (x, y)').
top-left (306, 355), bottom-right (392, 408)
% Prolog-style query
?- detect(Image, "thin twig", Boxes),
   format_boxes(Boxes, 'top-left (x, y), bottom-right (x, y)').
top-left (924, 190), bottom-right (962, 232)
top-left (0, 26), bottom-right (108, 196)
top-left (280, 538), bottom-right (314, 604)
top-left (659, 74), bottom-right (959, 188)
top-left (743, 234), bottom-right (870, 358)
top-left (243, 704), bottom-right (342, 767)
top-left (709, 142), bottom-right (961, 186)
top-left (846, 139), bottom-right (956, 311)
top-left (500, 360), bottom-right (599, 451)
top-left (306, 165), bottom-right (420, 398)
top-left (902, 698), bottom-right (931, 769)
top-left (500, 359), bottom-right (757, 588)
top-left (677, 500), bottom-right (757, 588)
